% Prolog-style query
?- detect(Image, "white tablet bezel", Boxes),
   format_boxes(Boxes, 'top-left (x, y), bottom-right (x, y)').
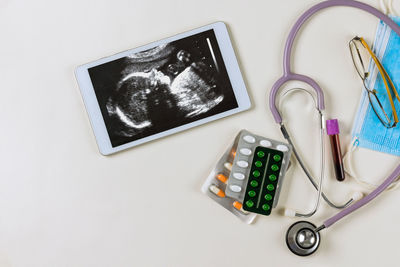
top-left (75, 21), bottom-right (251, 155)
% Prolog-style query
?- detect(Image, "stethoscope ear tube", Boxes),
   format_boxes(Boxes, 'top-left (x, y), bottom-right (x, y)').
top-left (269, 74), bottom-right (325, 124)
top-left (277, 88), bottom-right (356, 212)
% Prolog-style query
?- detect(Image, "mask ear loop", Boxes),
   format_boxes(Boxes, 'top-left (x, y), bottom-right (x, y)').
top-left (380, 0), bottom-right (399, 15)
top-left (388, 0), bottom-right (399, 16)
top-left (389, 0), bottom-right (400, 16)
top-left (380, 0), bottom-right (389, 15)
top-left (343, 138), bottom-right (400, 190)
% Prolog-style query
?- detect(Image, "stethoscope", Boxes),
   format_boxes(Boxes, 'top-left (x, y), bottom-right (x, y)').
top-left (269, 0), bottom-right (400, 256)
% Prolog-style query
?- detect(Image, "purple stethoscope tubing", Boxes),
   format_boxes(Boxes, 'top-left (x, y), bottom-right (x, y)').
top-left (269, 0), bottom-right (400, 229)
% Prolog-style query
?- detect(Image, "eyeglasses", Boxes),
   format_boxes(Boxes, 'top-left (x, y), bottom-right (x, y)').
top-left (349, 36), bottom-right (400, 128)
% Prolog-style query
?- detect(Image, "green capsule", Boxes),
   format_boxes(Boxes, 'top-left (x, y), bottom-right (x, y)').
top-left (267, 184), bottom-right (275, 191)
top-left (250, 180), bottom-right (259, 187)
top-left (255, 161), bottom-right (263, 168)
top-left (246, 200), bottom-right (254, 208)
top-left (257, 151), bottom-right (265, 158)
top-left (248, 190), bottom-right (256, 197)
top-left (253, 170), bottom-right (261, 178)
top-left (262, 204), bottom-right (271, 211)
top-left (271, 164), bottom-right (279, 171)
top-left (264, 194), bottom-right (272, 201)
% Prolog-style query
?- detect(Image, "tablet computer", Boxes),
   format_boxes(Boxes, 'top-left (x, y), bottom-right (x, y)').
top-left (75, 22), bottom-right (251, 155)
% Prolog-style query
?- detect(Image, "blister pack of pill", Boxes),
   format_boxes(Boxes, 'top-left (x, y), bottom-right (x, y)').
top-left (224, 130), bottom-right (292, 216)
top-left (201, 133), bottom-right (257, 224)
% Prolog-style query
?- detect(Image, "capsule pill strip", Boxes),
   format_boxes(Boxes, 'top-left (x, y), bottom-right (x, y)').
top-left (201, 132), bottom-right (257, 224)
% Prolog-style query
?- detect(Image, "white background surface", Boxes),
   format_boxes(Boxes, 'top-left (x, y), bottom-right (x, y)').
top-left (1, 0), bottom-right (400, 266)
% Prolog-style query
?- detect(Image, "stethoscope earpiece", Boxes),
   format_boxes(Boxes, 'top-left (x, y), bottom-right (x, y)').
top-left (286, 221), bottom-right (321, 256)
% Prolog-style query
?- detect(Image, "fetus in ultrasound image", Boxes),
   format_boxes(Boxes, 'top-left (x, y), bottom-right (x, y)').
top-left (89, 30), bottom-right (238, 147)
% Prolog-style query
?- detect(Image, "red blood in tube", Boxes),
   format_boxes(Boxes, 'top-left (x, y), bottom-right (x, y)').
top-left (326, 119), bottom-right (345, 181)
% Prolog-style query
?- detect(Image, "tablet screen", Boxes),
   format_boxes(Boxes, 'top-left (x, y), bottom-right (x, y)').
top-left (88, 29), bottom-right (238, 147)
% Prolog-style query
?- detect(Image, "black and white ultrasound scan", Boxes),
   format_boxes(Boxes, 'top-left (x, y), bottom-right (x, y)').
top-left (88, 30), bottom-right (238, 147)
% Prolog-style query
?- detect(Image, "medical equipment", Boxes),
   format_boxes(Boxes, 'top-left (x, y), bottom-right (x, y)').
top-left (75, 22), bottom-right (251, 155)
top-left (351, 16), bottom-right (400, 156)
top-left (269, 0), bottom-right (400, 256)
top-left (326, 119), bottom-right (345, 181)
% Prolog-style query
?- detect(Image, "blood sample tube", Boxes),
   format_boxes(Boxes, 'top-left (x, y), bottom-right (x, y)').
top-left (326, 119), bottom-right (345, 181)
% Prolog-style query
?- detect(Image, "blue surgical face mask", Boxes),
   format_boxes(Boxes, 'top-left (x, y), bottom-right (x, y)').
top-left (352, 16), bottom-right (400, 156)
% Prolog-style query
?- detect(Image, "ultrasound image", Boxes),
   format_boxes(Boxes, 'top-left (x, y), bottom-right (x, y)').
top-left (88, 30), bottom-right (238, 147)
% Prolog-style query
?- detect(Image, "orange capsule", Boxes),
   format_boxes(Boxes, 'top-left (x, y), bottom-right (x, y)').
top-left (231, 150), bottom-right (237, 158)
top-left (209, 185), bottom-right (225, 198)
top-left (233, 201), bottom-right (243, 210)
top-left (216, 174), bottom-right (228, 183)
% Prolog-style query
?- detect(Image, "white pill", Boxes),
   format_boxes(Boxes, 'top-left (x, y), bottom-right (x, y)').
top-left (243, 135), bottom-right (255, 143)
top-left (236, 161), bottom-right (249, 168)
top-left (233, 172), bottom-right (245, 180)
top-left (224, 162), bottom-right (232, 171)
top-left (260, 140), bottom-right (272, 147)
top-left (277, 144), bottom-right (289, 152)
top-left (240, 148), bottom-right (252, 156)
top-left (229, 185), bottom-right (242, 192)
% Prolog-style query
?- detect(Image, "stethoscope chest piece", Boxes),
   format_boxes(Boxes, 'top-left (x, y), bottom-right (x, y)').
top-left (286, 221), bottom-right (320, 256)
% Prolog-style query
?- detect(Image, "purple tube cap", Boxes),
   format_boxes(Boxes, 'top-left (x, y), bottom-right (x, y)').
top-left (326, 119), bottom-right (340, 135)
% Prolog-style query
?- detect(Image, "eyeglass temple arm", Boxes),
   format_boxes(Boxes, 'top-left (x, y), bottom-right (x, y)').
top-left (360, 37), bottom-right (399, 124)
top-left (373, 56), bottom-right (400, 103)
top-left (372, 58), bottom-right (399, 124)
